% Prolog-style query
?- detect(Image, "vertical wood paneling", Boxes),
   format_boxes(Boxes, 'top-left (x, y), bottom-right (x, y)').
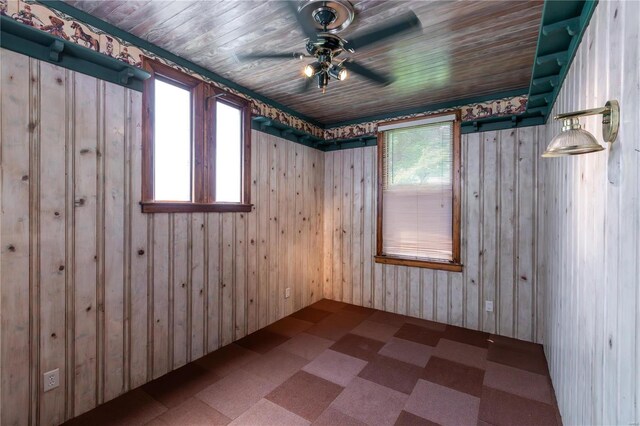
top-left (540, 2), bottom-right (640, 425)
top-left (152, 213), bottom-right (169, 379)
top-left (38, 62), bottom-right (68, 426)
top-left (206, 213), bottom-right (221, 352)
top-left (103, 82), bottom-right (126, 402)
top-left (72, 72), bottom-right (99, 416)
top-left (0, 52), bottom-right (326, 424)
top-left (190, 213), bottom-right (205, 360)
top-left (1, 50), bottom-right (32, 426)
top-left (128, 90), bottom-right (148, 390)
top-left (172, 214), bottom-right (188, 368)
top-left (323, 128), bottom-right (543, 340)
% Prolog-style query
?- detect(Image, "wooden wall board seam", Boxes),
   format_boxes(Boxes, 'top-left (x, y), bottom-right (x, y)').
top-left (495, 131), bottom-right (502, 335)
top-left (122, 86), bottom-right (132, 394)
top-left (64, 68), bottom-right (76, 420)
top-left (95, 79), bottom-right (106, 406)
top-left (512, 132), bottom-right (519, 338)
top-left (146, 215), bottom-right (154, 382)
top-left (29, 56), bottom-right (42, 426)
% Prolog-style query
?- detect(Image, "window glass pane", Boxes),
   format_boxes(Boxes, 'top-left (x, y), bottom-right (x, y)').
top-left (215, 101), bottom-right (242, 203)
top-left (154, 79), bottom-right (191, 201)
top-left (382, 121), bottom-right (453, 261)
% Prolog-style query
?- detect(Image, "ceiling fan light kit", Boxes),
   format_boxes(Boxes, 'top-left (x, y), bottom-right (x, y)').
top-left (239, 0), bottom-right (422, 93)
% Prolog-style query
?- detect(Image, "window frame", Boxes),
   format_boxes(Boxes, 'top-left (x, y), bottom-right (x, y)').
top-left (374, 110), bottom-right (462, 272)
top-left (141, 57), bottom-right (252, 213)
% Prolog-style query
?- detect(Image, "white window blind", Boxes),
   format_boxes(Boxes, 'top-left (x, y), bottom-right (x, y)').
top-left (382, 119), bottom-right (454, 261)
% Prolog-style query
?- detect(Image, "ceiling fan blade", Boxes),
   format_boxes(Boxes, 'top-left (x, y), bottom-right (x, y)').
top-left (237, 52), bottom-right (308, 60)
top-left (284, 0), bottom-right (318, 40)
top-left (343, 11), bottom-right (421, 51)
top-left (343, 60), bottom-right (393, 86)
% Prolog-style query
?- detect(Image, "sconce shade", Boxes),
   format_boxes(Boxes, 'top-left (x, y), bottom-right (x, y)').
top-left (542, 118), bottom-right (605, 157)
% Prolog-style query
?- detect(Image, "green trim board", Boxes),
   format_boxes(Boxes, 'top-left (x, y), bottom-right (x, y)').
top-left (251, 117), bottom-right (324, 149)
top-left (40, 0), bottom-right (324, 128)
top-left (526, 0), bottom-right (598, 123)
top-left (324, 88), bottom-right (529, 129)
top-left (0, 15), bottom-right (150, 91)
top-left (321, 136), bottom-right (378, 152)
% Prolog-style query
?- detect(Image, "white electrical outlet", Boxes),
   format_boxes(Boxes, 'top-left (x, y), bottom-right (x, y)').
top-left (485, 301), bottom-right (494, 312)
top-left (43, 369), bottom-right (59, 392)
top-left (285, 287), bottom-right (291, 298)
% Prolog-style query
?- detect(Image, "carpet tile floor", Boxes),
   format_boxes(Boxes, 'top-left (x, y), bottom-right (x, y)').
top-left (63, 299), bottom-right (562, 426)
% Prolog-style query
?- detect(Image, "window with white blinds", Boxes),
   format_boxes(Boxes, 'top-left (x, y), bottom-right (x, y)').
top-left (380, 114), bottom-right (458, 263)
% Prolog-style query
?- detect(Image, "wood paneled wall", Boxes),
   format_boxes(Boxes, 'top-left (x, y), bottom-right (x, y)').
top-left (322, 127), bottom-right (543, 342)
top-left (539, 1), bottom-right (640, 425)
top-left (0, 48), bottom-right (324, 426)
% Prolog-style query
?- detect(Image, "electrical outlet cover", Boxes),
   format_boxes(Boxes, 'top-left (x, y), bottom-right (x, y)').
top-left (43, 368), bottom-right (59, 392)
top-left (485, 301), bottom-right (494, 312)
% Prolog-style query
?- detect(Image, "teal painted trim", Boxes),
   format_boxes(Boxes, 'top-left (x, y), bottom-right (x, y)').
top-left (40, 0), bottom-right (323, 128)
top-left (1, 15), bottom-right (149, 91)
top-left (251, 116), bottom-right (323, 149)
top-left (324, 88), bottom-right (528, 128)
top-left (460, 115), bottom-right (546, 134)
top-left (321, 136), bottom-right (377, 152)
top-left (542, 0), bottom-right (597, 121)
top-left (319, 115), bottom-right (546, 151)
top-left (526, 0), bottom-right (598, 123)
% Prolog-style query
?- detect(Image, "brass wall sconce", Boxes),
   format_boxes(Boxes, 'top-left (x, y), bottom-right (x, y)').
top-left (542, 100), bottom-right (620, 157)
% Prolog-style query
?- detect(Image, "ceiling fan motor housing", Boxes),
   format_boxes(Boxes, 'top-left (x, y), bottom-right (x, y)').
top-left (298, 0), bottom-right (355, 34)
top-left (312, 6), bottom-right (338, 28)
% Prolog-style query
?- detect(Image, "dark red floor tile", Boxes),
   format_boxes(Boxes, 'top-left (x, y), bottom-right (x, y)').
top-left (194, 343), bottom-right (260, 377)
top-left (488, 335), bottom-right (545, 356)
top-left (310, 298), bottom-right (350, 312)
top-left (395, 410), bottom-right (441, 426)
top-left (264, 316), bottom-right (314, 337)
top-left (486, 340), bottom-right (548, 375)
top-left (265, 370), bottom-right (343, 421)
top-left (369, 310), bottom-right (413, 327)
top-left (306, 311), bottom-right (371, 341)
top-left (442, 325), bottom-right (490, 348)
top-left (62, 389), bottom-right (166, 426)
top-left (330, 333), bottom-right (385, 361)
top-left (234, 328), bottom-right (290, 354)
top-left (394, 323), bottom-right (442, 347)
top-left (290, 306), bottom-right (333, 323)
top-left (358, 354), bottom-right (423, 394)
top-left (422, 356), bottom-right (485, 397)
top-left (478, 386), bottom-right (559, 426)
top-left (141, 362), bottom-right (221, 408)
top-left (341, 304), bottom-right (377, 316)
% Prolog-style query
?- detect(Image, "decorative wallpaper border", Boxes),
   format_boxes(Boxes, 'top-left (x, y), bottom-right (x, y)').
top-left (2, 0), bottom-right (325, 138)
top-left (2, 0), bottom-right (528, 143)
top-left (322, 95), bottom-right (528, 140)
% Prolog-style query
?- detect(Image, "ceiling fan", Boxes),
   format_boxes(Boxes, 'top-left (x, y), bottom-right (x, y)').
top-left (238, 0), bottom-right (421, 93)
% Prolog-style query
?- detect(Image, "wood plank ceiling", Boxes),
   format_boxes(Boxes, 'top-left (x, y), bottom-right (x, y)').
top-left (63, 0), bottom-right (544, 125)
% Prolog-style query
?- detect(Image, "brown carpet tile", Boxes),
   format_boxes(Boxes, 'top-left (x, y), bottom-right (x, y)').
top-left (63, 299), bottom-right (561, 426)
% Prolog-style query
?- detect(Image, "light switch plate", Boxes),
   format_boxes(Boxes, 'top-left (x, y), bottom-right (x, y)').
top-left (285, 287), bottom-right (291, 298)
top-left (43, 369), bottom-right (59, 392)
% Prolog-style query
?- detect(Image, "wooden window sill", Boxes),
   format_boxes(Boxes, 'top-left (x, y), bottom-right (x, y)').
top-left (141, 201), bottom-right (253, 213)
top-left (374, 255), bottom-right (463, 272)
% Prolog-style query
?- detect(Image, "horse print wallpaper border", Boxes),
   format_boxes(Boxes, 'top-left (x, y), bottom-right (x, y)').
top-left (1, 0), bottom-right (529, 144)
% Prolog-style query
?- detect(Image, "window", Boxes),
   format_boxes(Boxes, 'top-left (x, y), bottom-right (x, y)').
top-left (141, 58), bottom-right (251, 213)
top-left (375, 111), bottom-right (462, 271)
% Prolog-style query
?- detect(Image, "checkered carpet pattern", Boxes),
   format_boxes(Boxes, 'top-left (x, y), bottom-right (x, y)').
top-left (64, 299), bottom-right (562, 426)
